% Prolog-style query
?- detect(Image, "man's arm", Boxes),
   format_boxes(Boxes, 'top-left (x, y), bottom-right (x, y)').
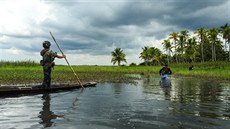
top-left (169, 68), bottom-right (172, 75)
top-left (159, 68), bottom-right (163, 75)
top-left (56, 54), bottom-right (66, 59)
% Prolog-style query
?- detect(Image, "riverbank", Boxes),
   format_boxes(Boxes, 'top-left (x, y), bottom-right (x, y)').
top-left (171, 61), bottom-right (230, 82)
top-left (1, 61), bottom-right (230, 85)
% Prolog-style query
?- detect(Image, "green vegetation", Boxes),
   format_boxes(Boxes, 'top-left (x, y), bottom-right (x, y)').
top-left (115, 23), bottom-right (230, 66)
top-left (1, 61), bottom-right (230, 85)
top-left (150, 24), bottom-right (229, 65)
top-left (0, 61), bottom-right (146, 85)
top-left (111, 48), bottom-right (127, 66)
top-left (171, 61), bottom-right (230, 81)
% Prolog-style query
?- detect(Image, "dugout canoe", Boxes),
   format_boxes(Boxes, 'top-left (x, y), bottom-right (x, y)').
top-left (0, 82), bottom-right (97, 97)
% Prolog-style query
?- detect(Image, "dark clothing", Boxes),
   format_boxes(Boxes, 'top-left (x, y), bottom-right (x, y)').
top-left (40, 49), bottom-right (57, 88)
top-left (189, 65), bottom-right (194, 71)
top-left (159, 66), bottom-right (172, 75)
top-left (40, 49), bottom-right (57, 64)
top-left (42, 67), bottom-right (51, 88)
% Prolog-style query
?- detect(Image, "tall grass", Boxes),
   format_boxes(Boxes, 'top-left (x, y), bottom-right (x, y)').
top-left (0, 60), bottom-right (39, 67)
top-left (1, 61), bottom-right (230, 85)
top-left (170, 61), bottom-right (230, 81)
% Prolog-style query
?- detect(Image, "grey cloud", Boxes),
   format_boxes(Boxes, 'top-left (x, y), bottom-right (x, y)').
top-left (2, 0), bottom-right (229, 63)
top-left (159, 0), bottom-right (230, 30)
top-left (168, 0), bottom-right (226, 12)
top-left (91, 1), bottom-right (169, 27)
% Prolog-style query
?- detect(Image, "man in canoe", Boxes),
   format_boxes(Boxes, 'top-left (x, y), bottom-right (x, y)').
top-left (159, 64), bottom-right (172, 79)
top-left (40, 41), bottom-right (66, 89)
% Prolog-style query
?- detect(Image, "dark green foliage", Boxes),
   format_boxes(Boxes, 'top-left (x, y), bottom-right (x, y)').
top-left (0, 60), bottom-right (39, 67)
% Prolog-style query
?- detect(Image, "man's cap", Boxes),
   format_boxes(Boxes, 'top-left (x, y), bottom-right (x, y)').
top-left (43, 41), bottom-right (51, 48)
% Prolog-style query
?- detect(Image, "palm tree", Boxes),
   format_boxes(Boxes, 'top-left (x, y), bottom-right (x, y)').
top-left (139, 46), bottom-right (151, 66)
top-left (178, 30), bottom-right (189, 63)
top-left (220, 23), bottom-right (229, 51)
top-left (162, 39), bottom-right (172, 65)
top-left (139, 47), bottom-right (163, 65)
top-left (149, 47), bottom-right (162, 65)
top-left (220, 23), bottom-right (230, 61)
top-left (208, 28), bottom-right (219, 61)
top-left (111, 48), bottom-right (127, 66)
top-left (194, 28), bottom-right (207, 62)
top-left (226, 27), bottom-right (230, 61)
top-left (169, 32), bottom-right (179, 63)
top-left (185, 37), bottom-right (197, 62)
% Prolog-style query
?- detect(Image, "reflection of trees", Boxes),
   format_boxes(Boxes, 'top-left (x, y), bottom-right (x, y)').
top-left (141, 76), bottom-right (229, 120)
top-left (174, 78), bottom-right (223, 103)
top-left (199, 81), bottom-right (222, 102)
top-left (111, 83), bottom-right (123, 95)
top-left (142, 77), bottom-right (160, 91)
top-left (171, 78), bottom-right (199, 103)
top-left (38, 93), bottom-right (59, 128)
top-left (162, 86), bottom-right (171, 100)
top-left (141, 76), bottom-right (172, 100)
top-left (160, 78), bottom-right (172, 100)
top-left (171, 78), bottom-right (225, 119)
top-left (198, 81), bottom-right (223, 118)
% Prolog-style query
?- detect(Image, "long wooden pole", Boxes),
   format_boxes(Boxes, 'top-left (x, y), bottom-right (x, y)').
top-left (49, 32), bottom-right (84, 88)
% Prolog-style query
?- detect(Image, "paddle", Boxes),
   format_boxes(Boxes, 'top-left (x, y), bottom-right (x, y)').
top-left (49, 32), bottom-right (84, 88)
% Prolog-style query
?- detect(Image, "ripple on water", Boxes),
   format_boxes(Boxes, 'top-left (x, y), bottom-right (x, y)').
top-left (0, 77), bottom-right (230, 129)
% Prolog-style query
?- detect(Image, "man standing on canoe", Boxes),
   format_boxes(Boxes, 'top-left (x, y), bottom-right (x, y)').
top-left (40, 41), bottom-right (66, 89)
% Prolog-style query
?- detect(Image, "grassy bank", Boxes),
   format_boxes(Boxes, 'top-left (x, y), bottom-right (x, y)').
top-left (1, 61), bottom-right (230, 85)
top-left (171, 61), bottom-right (230, 81)
top-left (0, 61), bottom-right (151, 85)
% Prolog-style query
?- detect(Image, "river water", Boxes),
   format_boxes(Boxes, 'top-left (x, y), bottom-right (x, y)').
top-left (0, 76), bottom-right (229, 129)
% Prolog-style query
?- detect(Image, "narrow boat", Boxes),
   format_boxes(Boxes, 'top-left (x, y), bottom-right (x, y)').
top-left (0, 82), bottom-right (97, 97)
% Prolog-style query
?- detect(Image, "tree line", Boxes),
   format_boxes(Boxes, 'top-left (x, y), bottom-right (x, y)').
top-left (111, 23), bottom-right (230, 66)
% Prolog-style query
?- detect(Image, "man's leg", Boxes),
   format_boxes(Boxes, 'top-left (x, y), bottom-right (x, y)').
top-left (43, 68), bottom-right (51, 88)
top-left (47, 69), bottom-right (51, 88)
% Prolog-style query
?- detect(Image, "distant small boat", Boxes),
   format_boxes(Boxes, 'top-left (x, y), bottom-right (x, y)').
top-left (0, 82), bottom-right (97, 97)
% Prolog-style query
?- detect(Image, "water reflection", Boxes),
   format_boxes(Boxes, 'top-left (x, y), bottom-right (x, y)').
top-left (160, 78), bottom-right (172, 100)
top-left (160, 78), bottom-right (172, 87)
top-left (161, 86), bottom-right (171, 100)
top-left (38, 93), bottom-right (58, 128)
top-left (142, 76), bottom-right (230, 121)
top-left (0, 76), bottom-right (229, 129)
top-left (111, 83), bottom-right (123, 95)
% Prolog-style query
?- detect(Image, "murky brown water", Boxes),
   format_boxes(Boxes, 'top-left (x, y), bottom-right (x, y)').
top-left (0, 76), bottom-right (229, 129)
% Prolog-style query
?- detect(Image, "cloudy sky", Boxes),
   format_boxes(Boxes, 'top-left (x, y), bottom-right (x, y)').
top-left (0, 0), bottom-right (229, 65)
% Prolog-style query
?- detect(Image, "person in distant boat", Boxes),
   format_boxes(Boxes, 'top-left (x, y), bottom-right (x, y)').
top-left (40, 41), bottom-right (66, 89)
top-left (159, 64), bottom-right (172, 78)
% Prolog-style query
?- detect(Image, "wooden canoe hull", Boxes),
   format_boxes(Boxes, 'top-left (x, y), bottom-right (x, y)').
top-left (0, 82), bottom-right (97, 97)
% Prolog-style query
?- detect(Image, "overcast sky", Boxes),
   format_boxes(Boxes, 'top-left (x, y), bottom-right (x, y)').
top-left (0, 0), bottom-right (229, 65)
